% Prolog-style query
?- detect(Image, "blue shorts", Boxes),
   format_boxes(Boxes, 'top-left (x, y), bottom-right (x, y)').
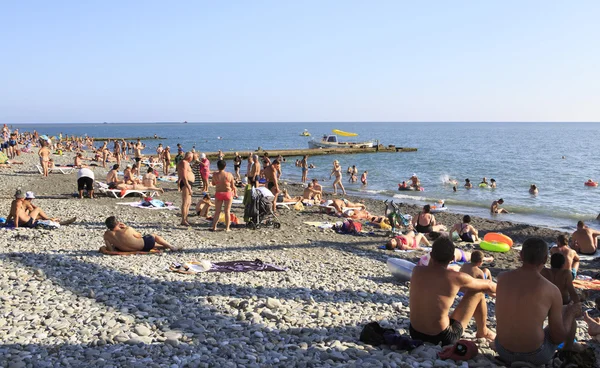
top-left (495, 329), bottom-right (558, 366)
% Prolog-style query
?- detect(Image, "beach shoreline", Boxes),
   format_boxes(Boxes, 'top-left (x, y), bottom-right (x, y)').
top-left (1, 150), bottom-right (600, 367)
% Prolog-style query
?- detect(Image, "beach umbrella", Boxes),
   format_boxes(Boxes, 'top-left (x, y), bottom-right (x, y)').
top-left (332, 129), bottom-right (358, 137)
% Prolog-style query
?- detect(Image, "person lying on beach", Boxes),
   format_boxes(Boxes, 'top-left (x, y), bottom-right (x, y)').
top-left (449, 215), bottom-right (480, 242)
top-left (386, 231), bottom-right (430, 250)
top-left (571, 220), bottom-right (600, 255)
top-left (490, 198), bottom-right (509, 214)
top-left (459, 251), bottom-right (492, 281)
top-left (279, 188), bottom-right (303, 203)
top-left (413, 205), bottom-right (447, 233)
top-left (195, 194), bottom-right (214, 218)
top-left (142, 167), bottom-right (164, 193)
top-left (418, 243), bottom-right (494, 265)
top-left (106, 164), bottom-right (122, 188)
top-left (495, 238), bottom-right (582, 366)
top-left (344, 209), bottom-right (373, 220)
top-left (330, 198), bottom-right (366, 214)
top-left (409, 237), bottom-right (497, 346)
top-left (541, 253), bottom-right (579, 306)
top-left (103, 216), bottom-right (178, 252)
top-left (529, 184), bottom-right (539, 195)
top-left (22, 191), bottom-right (75, 225)
top-left (551, 234), bottom-right (579, 279)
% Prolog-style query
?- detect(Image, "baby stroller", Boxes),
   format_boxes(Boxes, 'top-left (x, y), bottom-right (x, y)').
top-left (384, 200), bottom-right (411, 235)
top-left (244, 187), bottom-right (281, 230)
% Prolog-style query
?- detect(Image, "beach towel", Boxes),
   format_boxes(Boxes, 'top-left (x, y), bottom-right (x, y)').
top-left (304, 221), bottom-right (334, 229)
top-left (573, 278), bottom-right (600, 290)
top-left (169, 259), bottom-right (286, 274)
top-left (99, 246), bottom-right (162, 255)
top-left (117, 201), bottom-right (179, 210)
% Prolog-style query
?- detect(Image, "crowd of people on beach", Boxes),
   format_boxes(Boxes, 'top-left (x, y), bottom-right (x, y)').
top-left (4, 124), bottom-right (600, 366)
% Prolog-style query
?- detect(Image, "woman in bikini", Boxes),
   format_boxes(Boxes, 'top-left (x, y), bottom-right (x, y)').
top-left (449, 215), bottom-right (480, 242)
top-left (330, 160), bottom-right (346, 195)
top-left (211, 160), bottom-right (237, 232)
top-left (413, 205), bottom-right (446, 233)
top-left (386, 231), bottom-right (430, 250)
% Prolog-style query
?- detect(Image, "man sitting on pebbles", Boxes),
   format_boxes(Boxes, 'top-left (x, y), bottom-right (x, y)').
top-left (495, 237), bottom-right (582, 366)
top-left (409, 237), bottom-right (497, 346)
top-left (103, 216), bottom-right (179, 252)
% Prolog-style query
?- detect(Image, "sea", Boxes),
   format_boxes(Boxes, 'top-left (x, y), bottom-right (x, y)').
top-left (12, 122), bottom-right (600, 232)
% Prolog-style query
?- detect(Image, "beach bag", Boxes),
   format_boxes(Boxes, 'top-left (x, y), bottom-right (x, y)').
top-left (336, 220), bottom-right (362, 234)
top-left (360, 322), bottom-right (423, 350)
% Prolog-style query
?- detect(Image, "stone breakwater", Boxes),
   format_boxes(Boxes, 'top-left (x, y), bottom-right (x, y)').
top-left (0, 151), bottom-right (598, 367)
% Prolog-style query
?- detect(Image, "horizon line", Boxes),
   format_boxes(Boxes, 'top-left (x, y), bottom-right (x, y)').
top-left (7, 121), bottom-right (600, 125)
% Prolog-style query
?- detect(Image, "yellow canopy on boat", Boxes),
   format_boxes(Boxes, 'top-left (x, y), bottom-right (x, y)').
top-left (332, 129), bottom-right (358, 137)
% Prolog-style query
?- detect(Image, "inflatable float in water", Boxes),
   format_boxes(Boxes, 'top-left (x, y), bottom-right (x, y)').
top-left (430, 205), bottom-right (448, 213)
top-left (480, 240), bottom-right (510, 253)
top-left (484, 233), bottom-right (513, 247)
top-left (398, 185), bottom-right (424, 192)
top-left (387, 258), bottom-right (416, 280)
top-left (585, 181), bottom-right (598, 187)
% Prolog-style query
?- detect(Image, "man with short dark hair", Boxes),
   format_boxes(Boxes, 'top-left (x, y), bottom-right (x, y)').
top-left (571, 220), bottom-right (600, 255)
top-left (409, 237), bottom-right (496, 346)
top-left (103, 216), bottom-right (178, 252)
top-left (541, 253), bottom-right (579, 305)
top-left (491, 198), bottom-right (509, 214)
top-left (495, 238), bottom-right (582, 366)
top-left (551, 234), bottom-right (579, 279)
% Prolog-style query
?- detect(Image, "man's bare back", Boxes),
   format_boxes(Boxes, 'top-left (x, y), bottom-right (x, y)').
top-left (551, 245), bottom-right (579, 273)
top-left (572, 223), bottom-right (600, 254)
top-left (541, 267), bottom-right (578, 305)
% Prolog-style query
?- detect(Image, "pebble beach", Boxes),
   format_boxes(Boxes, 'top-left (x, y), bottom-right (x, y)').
top-left (2, 151), bottom-right (600, 368)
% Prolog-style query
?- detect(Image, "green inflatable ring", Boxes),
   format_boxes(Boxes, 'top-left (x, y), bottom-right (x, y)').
top-left (480, 240), bottom-right (510, 253)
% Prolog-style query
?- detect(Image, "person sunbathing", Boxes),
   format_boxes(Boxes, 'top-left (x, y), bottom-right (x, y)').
top-left (280, 188), bottom-right (303, 203)
top-left (195, 194), bottom-right (214, 218)
top-left (419, 247), bottom-right (494, 265)
top-left (141, 167), bottom-right (164, 193)
top-left (551, 234), bottom-right (580, 279)
top-left (409, 237), bottom-right (497, 346)
top-left (303, 183), bottom-right (321, 201)
top-left (386, 231), bottom-right (430, 250)
top-left (459, 251), bottom-right (491, 280)
top-left (571, 220), bottom-right (600, 255)
top-left (7, 189), bottom-right (40, 228)
top-left (22, 191), bottom-right (75, 225)
top-left (541, 253), bottom-right (579, 305)
top-left (495, 238), bottom-right (583, 366)
top-left (331, 198), bottom-right (366, 214)
top-left (106, 164), bottom-right (123, 188)
top-left (103, 216), bottom-right (178, 252)
top-left (413, 205), bottom-right (447, 233)
top-left (344, 209), bottom-right (372, 220)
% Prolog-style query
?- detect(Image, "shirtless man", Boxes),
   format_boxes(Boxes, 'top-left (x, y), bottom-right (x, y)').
top-left (161, 146), bottom-right (171, 175)
top-left (311, 179), bottom-right (323, 200)
top-left (459, 250), bottom-right (492, 281)
top-left (541, 253), bottom-right (579, 305)
top-left (491, 198), bottom-right (509, 214)
top-left (409, 237), bottom-right (496, 346)
top-left (571, 220), bottom-right (600, 255)
top-left (303, 182), bottom-right (320, 201)
top-left (386, 231), bottom-right (430, 250)
top-left (142, 167), bottom-right (163, 193)
top-left (551, 234), bottom-right (580, 279)
top-left (300, 155), bottom-right (308, 183)
top-left (264, 160), bottom-right (280, 213)
top-left (177, 152), bottom-right (194, 226)
top-left (248, 155), bottom-right (261, 188)
top-left (103, 216), bottom-right (178, 252)
top-left (134, 139), bottom-right (144, 165)
top-left (464, 178), bottom-right (472, 189)
top-left (7, 189), bottom-right (40, 228)
top-left (106, 164), bottom-right (122, 188)
top-left (195, 194), bottom-right (214, 218)
top-left (495, 238), bottom-right (582, 365)
top-left (38, 142), bottom-right (50, 177)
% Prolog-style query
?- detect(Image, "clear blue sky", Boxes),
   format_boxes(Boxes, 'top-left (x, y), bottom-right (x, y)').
top-left (1, 1), bottom-right (599, 123)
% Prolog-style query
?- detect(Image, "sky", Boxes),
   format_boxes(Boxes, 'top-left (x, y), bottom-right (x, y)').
top-left (1, 1), bottom-right (599, 123)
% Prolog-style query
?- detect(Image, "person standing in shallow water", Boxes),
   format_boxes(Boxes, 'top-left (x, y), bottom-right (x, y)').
top-left (300, 155), bottom-right (308, 183)
top-left (330, 160), bottom-right (346, 195)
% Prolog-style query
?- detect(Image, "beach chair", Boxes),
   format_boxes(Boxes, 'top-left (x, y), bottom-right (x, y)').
top-left (35, 164), bottom-right (75, 174)
top-left (96, 182), bottom-right (157, 199)
top-left (140, 160), bottom-right (163, 169)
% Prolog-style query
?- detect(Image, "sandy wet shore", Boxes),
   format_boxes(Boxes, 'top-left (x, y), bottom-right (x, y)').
top-left (1, 151), bottom-right (600, 367)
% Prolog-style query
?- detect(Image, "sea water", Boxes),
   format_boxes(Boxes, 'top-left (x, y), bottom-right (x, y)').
top-left (16, 122), bottom-right (600, 231)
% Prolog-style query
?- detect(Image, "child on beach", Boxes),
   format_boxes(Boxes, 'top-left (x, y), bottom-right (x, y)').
top-left (459, 251), bottom-right (492, 280)
top-left (196, 194), bottom-right (214, 218)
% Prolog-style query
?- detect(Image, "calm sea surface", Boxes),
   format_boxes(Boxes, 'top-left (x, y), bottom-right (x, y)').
top-left (14, 122), bottom-right (600, 231)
